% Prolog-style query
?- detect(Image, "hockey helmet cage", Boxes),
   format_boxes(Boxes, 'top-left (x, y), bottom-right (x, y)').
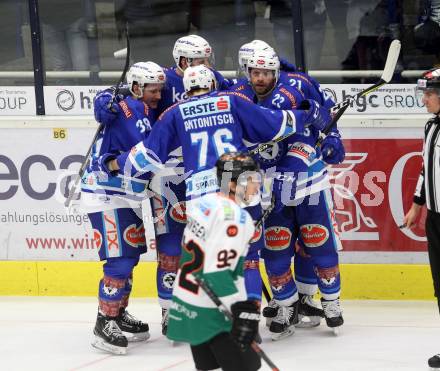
top-left (126, 62), bottom-right (166, 98)
top-left (173, 35), bottom-right (213, 68)
top-left (183, 65), bottom-right (216, 93)
top-left (417, 68), bottom-right (440, 95)
top-left (246, 49), bottom-right (280, 82)
top-left (216, 152), bottom-right (260, 183)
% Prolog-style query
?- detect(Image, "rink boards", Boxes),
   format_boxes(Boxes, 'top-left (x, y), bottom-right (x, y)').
top-left (0, 110), bottom-right (435, 299)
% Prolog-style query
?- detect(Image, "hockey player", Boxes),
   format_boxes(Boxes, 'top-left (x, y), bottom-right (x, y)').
top-left (239, 49), bottom-right (345, 339)
top-left (152, 34), bottom-right (232, 335)
top-left (99, 64), bottom-right (331, 199)
top-left (166, 152), bottom-right (262, 371)
top-left (82, 61), bottom-right (166, 355)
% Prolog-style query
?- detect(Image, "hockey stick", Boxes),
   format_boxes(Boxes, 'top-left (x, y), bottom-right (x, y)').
top-left (250, 39), bottom-right (401, 156)
top-left (64, 24), bottom-right (131, 208)
top-left (194, 276), bottom-right (280, 371)
top-left (319, 39), bottom-right (401, 142)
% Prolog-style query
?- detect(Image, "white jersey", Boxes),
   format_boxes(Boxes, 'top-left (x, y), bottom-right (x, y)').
top-left (167, 192), bottom-right (255, 345)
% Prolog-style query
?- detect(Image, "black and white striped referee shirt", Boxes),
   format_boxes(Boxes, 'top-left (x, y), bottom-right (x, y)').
top-left (414, 115), bottom-right (440, 213)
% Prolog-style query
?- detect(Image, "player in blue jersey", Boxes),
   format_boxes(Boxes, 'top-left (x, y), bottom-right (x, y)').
top-left (81, 62), bottom-right (166, 355)
top-left (101, 64), bottom-right (330, 187)
top-left (241, 48), bottom-right (345, 339)
top-left (151, 34), bottom-right (233, 335)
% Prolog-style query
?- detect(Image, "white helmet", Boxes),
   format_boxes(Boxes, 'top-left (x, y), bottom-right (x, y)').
top-left (126, 62), bottom-right (166, 98)
top-left (238, 40), bottom-right (274, 74)
top-left (246, 49), bottom-right (280, 82)
top-left (183, 65), bottom-right (216, 94)
top-left (173, 35), bottom-right (213, 69)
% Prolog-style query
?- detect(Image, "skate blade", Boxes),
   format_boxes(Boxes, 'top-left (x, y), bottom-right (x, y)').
top-left (91, 336), bottom-right (127, 355)
top-left (123, 331), bottom-right (150, 342)
top-left (331, 326), bottom-right (342, 336)
top-left (270, 326), bottom-right (295, 341)
top-left (295, 315), bottom-right (321, 328)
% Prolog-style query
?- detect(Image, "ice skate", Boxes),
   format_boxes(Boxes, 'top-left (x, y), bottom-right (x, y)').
top-left (428, 354), bottom-right (440, 369)
top-left (262, 299), bottom-right (279, 327)
top-left (296, 294), bottom-right (324, 328)
top-left (161, 308), bottom-right (169, 336)
top-left (117, 309), bottom-right (150, 342)
top-left (321, 297), bottom-right (344, 335)
top-left (269, 300), bottom-right (299, 341)
top-left (92, 312), bottom-right (128, 355)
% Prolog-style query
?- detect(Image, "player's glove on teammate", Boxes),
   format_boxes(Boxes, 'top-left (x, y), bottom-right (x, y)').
top-left (91, 153), bottom-right (118, 176)
top-left (94, 90), bottom-right (120, 125)
top-left (321, 131), bottom-right (345, 164)
top-left (230, 300), bottom-right (260, 350)
top-left (298, 99), bottom-right (331, 131)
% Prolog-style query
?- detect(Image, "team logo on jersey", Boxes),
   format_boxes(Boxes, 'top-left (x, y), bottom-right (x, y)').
top-left (93, 229), bottom-right (102, 250)
top-left (227, 225), bottom-right (238, 237)
top-left (161, 272), bottom-right (176, 290)
top-left (250, 225), bottom-right (262, 243)
top-left (288, 142), bottom-right (316, 162)
top-left (264, 226), bottom-right (291, 250)
top-left (123, 224), bottom-right (146, 248)
top-left (300, 224), bottom-right (329, 247)
top-left (315, 266), bottom-right (339, 287)
top-left (170, 201), bottom-right (187, 223)
top-left (257, 142), bottom-right (285, 164)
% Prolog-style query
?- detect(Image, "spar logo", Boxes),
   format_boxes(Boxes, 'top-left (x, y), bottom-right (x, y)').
top-left (300, 224), bottom-right (329, 247)
top-left (56, 89), bottom-right (75, 111)
top-left (123, 224), bottom-right (146, 248)
top-left (264, 226), bottom-right (291, 250)
top-left (170, 201), bottom-right (187, 223)
top-left (93, 229), bottom-right (102, 250)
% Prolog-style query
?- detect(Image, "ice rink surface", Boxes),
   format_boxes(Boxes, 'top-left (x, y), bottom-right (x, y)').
top-left (2, 297), bottom-right (439, 371)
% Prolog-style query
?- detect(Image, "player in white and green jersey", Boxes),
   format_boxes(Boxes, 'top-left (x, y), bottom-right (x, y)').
top-left (167, 152), bottom-right (262, 371)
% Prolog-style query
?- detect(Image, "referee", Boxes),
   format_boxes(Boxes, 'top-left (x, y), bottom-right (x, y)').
top-left (403, 68), bottom-right (440, 369)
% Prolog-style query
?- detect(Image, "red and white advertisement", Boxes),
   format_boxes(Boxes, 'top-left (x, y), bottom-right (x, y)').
top-left (0, 120), bottom-right (429, 263)
top-left (330, 139), bottom-right (426, 252)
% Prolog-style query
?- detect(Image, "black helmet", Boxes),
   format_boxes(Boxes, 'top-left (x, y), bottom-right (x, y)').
top-left (417, 68), bottom-right (440, 94)
top-left (215, 152), bottom-right (260, 183)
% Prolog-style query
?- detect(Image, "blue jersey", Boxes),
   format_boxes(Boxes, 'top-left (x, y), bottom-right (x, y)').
top-left (279, 71), bottom-right (334, 110)
top-left (158, 67), bottom-right (233, 114)
top-left (81, 95), bottom-right (156, 205)
top-left (116, 90), bottom-right (309, 200)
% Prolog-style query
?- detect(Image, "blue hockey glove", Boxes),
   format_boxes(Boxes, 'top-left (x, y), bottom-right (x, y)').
top-left (90, 153), bottom-right (118, 176)
top-left (279, 58), bottom-right (297, 72)
top-left (321, 132), bottom-right (345, 164)
top-left (94, 90), bottom-right (119, 125)
top-left (298, 99), bottom-right (331, 132)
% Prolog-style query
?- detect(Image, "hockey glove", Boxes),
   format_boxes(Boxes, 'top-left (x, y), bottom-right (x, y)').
top-left (298, 99), bottom-right (331, 132)
top-left (279, 58), bottom-right (297, 72)
top-left (321, 132), bottom-right (345, 164)
top-left (94, 90), bottom-right (119, 125)
top-left (231, 300), bottom-right (260, 350)
top-left (90, 153), bottom-right (118, 176)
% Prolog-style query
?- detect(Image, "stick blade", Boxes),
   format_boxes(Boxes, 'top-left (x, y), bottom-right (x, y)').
top-left (381, 40), bottom-right (401, 83)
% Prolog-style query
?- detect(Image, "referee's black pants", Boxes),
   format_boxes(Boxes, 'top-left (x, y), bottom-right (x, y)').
top-left (426, 210), bottom-right (440, 314)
